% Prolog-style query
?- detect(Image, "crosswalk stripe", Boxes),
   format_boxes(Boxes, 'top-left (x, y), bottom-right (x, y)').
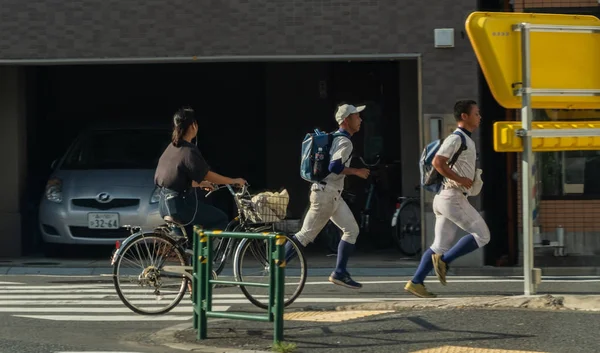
top-left (0, 290), bottom-right (267, 300)
top-left (0, 282), bottom-right (228, 321)
top-left (0, 297), bottom-right (400, 305)
top-left (0, 280), bottom-right (459, 322)
top-left (14, 307), bottom-right (228, 321)
top-left (15, 314), bottom-right (196, 321)
top-left (0, 289), bottom-right (261, 295)
top-left (0, 306), bottom-right (195, 313)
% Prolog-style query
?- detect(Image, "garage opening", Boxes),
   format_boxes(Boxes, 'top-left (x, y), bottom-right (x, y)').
top-left (22, 59), bottom-right (419, 256)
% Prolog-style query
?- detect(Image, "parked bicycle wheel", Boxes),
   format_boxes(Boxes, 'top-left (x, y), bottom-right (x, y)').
top-left (392, 198), bottom-right (422, 256)
top-left (212, 218), bottom-right (241, 275)
top-left (112, 231), bottom-right (188, 315)
top-left (233, 233), bottom-right (307, 310)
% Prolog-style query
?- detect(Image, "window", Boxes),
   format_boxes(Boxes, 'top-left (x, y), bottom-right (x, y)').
top-left (536, 109), bottom-right (600, 198)
top-left (61, 129), bottom-right (170, 170)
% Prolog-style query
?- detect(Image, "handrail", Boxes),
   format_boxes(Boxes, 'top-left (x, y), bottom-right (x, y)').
top-left (192, 225), bottom-right (286, 345)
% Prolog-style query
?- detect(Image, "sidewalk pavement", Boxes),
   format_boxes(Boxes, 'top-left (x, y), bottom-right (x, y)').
top-left (2, 249), bottom-right (600, 276)
top-left (153, 293), bottom-right (600, 353)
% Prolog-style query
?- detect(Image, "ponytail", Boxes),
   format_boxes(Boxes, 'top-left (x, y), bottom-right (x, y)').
top-left (171, 106), bottom-right (196, 147)
top-left (171, 125), bottom-right (185, 146)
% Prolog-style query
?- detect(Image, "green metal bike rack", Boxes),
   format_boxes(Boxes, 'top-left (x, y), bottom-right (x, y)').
top-left (192, 225), bottom-right (286, 345)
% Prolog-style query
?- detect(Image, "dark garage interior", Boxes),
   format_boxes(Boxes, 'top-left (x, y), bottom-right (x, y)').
top-left (21, 60), bottom-right (410, 256)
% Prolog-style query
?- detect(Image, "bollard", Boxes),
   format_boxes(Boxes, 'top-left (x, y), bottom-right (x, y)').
top-left (193, 230), bottom-right (287, 344)
top-left (556, 226), bottom-right (565, 256)
top-left (192, 226), bottom-right (200, 330)
top-left (196, 226), bottom-right (208, 340)
top-left (205, 231), bottom-right (215, 315)
top-left (273, 234), bottom-right (286, 345)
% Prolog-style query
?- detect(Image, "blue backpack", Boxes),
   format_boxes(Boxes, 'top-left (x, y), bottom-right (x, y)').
top-left (300, 129), bottom-right (346, 183)
top-left (420, 130), bottom-right (467, 193)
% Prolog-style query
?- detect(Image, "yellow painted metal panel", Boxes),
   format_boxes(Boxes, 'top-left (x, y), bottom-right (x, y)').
top-left (545, 109), bottom-right (600, 120)
top-left (493, 121), bottom-right (600, 152)
top-left (465, 11), bottom-right (600, 110)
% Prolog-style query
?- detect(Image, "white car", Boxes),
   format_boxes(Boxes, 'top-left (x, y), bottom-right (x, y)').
top-left (38, 124), bottom-right (170, 256)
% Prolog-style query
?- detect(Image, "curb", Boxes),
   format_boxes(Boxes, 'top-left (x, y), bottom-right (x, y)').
top-left (153, 322), bottom-right (272, 353)
top-left (152, 294), bottom-right (600, 352)
top-left (334, 294), bottom-right (600, 312)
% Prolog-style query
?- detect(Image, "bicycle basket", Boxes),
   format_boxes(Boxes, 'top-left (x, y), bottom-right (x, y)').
top-left (242, 189), bottom-right (290, 224)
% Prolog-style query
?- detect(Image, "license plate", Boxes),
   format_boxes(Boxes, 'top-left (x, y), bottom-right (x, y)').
top-left (88, 213), bottom-right (119, 229)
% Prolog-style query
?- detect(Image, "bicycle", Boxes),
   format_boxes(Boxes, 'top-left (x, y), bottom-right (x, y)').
top-left (110, 183), bottom-right (307, 315)
top-left (390, 186), bottom-right (422, 256)
top-left (357, 154), bottom-right (386, 235)
top-left (352, 154), bottom-right (398, 250)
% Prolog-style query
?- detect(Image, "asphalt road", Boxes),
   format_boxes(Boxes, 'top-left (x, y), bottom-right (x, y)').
top-left (0, 272), bottom-right (598, 353)
top-left (187, 307), bottom-right (600, 353)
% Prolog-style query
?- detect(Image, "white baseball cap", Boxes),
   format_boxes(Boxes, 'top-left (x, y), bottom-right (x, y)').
top-left (335, 104), bottom-right (366, 124)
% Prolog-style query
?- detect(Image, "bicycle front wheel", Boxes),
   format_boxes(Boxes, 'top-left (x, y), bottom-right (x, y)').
top-left (112, 232), bottom-right (188, 315)
top-left (233, 234), bottom-right (307, 310)
top-left (392, 199), bottom-right (422, 256)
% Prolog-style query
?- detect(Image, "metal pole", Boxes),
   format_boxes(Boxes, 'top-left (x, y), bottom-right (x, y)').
top-left (206, 234), bottom-right (213, 313)
top-left (193, 226), bottom-right (199, 330)
top-left (273, 235), bottom-right (286, 345)
top-left (197, 228), bottom-right (208, 340)
top-left (268, 238), bottom-right (275, 321)
top-left (520, 23), bottom-right (535, 296)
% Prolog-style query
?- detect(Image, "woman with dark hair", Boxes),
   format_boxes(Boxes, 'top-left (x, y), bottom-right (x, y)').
top-left (154, 106), bottom-right (246, 236)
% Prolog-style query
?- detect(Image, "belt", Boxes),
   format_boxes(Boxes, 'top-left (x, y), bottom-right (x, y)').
top-left (441, 185), bottom-right (467, 196)
top-left (315, 181), bottom-right (341, 193)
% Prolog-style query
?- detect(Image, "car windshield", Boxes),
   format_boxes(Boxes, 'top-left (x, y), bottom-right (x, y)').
top-left (61, 129), bottom-right (170, 170)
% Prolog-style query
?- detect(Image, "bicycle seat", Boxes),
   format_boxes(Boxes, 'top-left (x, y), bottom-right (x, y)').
top-left (163, 215), bottom-right (184, 226)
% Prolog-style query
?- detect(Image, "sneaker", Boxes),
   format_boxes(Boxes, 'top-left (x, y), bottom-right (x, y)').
top-left (431, 254), bottom-right (448, 286)
top-left (404, 281), bottom-right (437, 298)
top-left (328, 271), bottom-right (362, 289)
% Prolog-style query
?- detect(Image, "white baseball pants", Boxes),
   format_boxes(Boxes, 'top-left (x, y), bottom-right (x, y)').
top-left (430, 188), bottom-right (490, 254)
top-left (295, 186), bottom-right (359, 246)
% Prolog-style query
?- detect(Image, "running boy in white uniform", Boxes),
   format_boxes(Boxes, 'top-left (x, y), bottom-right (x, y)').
top-left (284, 103), bottom-right (370, 289)
top-left (405, 99), bottom-right (490, 298)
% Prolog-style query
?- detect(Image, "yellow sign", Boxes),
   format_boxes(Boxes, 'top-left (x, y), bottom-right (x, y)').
top-left (465, 12), bottom-right (600, 110)
top-left (493, 121), bottom-right (600, 152)
top-left (545, 109), bottom-right (600, 120)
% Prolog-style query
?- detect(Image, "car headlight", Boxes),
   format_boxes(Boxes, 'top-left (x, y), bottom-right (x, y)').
top-left (150, 187), bottom-right (160, 204)
top-left (45, 178), bottom-right (63, 203)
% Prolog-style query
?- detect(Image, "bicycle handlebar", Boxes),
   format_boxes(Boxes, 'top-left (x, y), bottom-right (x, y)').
top-left (358, 155), bottom-right (381, 168)
top-left (204, 182), bottom-right (248, 198)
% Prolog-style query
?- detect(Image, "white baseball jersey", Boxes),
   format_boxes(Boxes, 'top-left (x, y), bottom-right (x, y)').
top-left (317, 135), bottom-right (353, 192)
top-left (430, 128), bottom-right (490, 254)
top-left (437, 129), bottom-right (477, 194)
top-left (298, 133), bottom-right (358, 246)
